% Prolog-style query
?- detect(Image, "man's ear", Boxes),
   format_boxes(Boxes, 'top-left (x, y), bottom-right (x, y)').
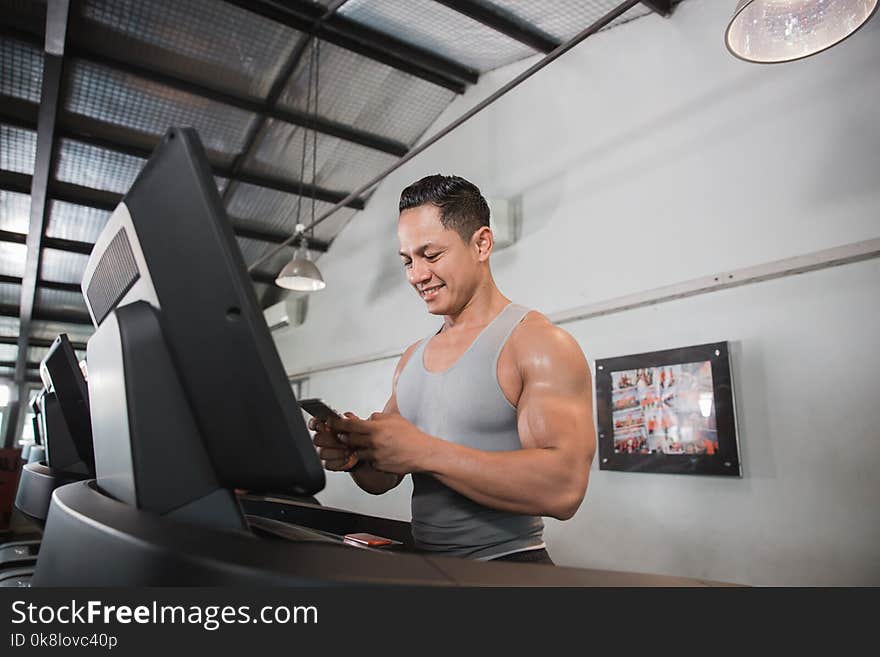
top-left (472, 226), bottom-right (494, 262)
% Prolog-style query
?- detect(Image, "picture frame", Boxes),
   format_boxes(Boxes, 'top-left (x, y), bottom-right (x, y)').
top-left (595, 341), bottom-right (741, 476)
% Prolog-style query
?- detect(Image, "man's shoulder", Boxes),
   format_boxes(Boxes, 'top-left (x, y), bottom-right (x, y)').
top-left (403, 337), bottom-right (425, 354)
top-left (515, 310), bottom-right (575, 346)
top-left (510, 310), bottom-right (586, 368)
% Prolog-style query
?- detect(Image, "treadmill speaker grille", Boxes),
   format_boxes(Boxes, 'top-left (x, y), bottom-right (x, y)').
top-left (87, 227), bottom-right (140, 326)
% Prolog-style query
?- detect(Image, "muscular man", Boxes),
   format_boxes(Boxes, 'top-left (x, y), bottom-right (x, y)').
top-left (311, 174), bottom-right (595, 564)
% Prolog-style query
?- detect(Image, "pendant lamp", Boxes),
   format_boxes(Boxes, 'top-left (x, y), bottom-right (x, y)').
top-left (726, 0), bottom-right (878, 63)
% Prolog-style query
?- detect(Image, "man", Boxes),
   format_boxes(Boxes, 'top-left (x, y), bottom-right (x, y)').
top-left (310, 174), bottom-right (595, 564)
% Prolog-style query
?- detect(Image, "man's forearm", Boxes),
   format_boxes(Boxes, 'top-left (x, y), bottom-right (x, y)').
top-left (351, 463), bottom-right (402, 495)
top-left (419, 437), bottom-right (586, 520)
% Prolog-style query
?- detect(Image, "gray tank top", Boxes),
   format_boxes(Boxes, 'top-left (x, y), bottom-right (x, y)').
top-left (396, 303), bottom-right (545, 560)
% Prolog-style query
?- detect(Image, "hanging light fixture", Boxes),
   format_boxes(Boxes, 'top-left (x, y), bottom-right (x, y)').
top-left (725, 0), bottom-right (878, 63)
top-left (276, 39), bottom-right (326, 292)
top-left (275, 224), bottom-right (326, 291)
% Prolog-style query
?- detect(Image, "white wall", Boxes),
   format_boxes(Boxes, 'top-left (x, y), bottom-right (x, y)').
top-left (275, 0), bottom-right (880, 586)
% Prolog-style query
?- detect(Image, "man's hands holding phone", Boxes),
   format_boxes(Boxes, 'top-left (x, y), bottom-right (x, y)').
top-left (308, 413), bottom-right (362, 472)
top-left (303, 398), bottom-right (437, 476)
top-left (303, 399), bottom-right (413, 495)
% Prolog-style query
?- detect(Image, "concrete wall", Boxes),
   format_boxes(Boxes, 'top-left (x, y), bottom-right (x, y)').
top-left (274, 0), bottom-right (880, 586)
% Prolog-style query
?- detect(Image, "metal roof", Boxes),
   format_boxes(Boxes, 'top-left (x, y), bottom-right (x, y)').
top-left (0, 0), bottom-right (676, 441)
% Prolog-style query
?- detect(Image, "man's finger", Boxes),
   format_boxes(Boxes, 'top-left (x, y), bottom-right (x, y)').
top-left (313, 431), bottom-right (347, 447)
top-left (316, 446), bottom-right (349, 461)
top-left (323, 457), bottom-right (354, 472)
top-left (340, 432), bottom-right (373, 449)
top-left (328, 415), bottom-right (373, 434)
top-left (308, 418), bottom-right (331, 433)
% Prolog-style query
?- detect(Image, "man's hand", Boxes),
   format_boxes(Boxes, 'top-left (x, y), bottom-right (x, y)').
top-left (309, 413), bottom-right (359, 471)
top-left (327, 412), bottom-right (435, 475)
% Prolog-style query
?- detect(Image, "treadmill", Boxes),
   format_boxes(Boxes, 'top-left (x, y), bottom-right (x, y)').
top-left (32, 128), bottom-right (722, 586)
top-left (1, 335), bottom-right (96, 586)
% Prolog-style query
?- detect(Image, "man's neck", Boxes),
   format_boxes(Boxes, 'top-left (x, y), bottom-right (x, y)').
top-left (443, 278), bottom-right (510, 331)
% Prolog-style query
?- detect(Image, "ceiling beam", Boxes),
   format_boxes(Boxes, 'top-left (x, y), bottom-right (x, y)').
top-left (2, 225), bottom-right (308, 311)
top-left (0, 303), bottom-right (92, 326)
top-left (0, 273), bottom-right (84, 294)
top-left (5, 0), bottom-right (70, 449)
top-left (223, 0), bottom-right (477, 92)
top-left (50, 179), bottom-right (120, 212)
top-left (0, 361), bottom-right (41, 370)
top-left (0, 335), bottom-right (87, 350)
top-left (0, 229), bottom-right (26, 246)
top-left (250, 270), bottom-right (280, 286)
top-left (232, 169), bottom-right (364, 208)
top-left (0, 168), bottom-right (30, 195)
top-left (0, 171), bottom-right (330, 252)
top-left (231, 223), bottom-right (329, 251)
top-left (640, 1), bottom-right (673, 16)
top-left (0, 97), bottom-right (367, 210)
top-left (432, 0), bottom-right (561, 53)
top-left (1, 228), bottom-right (326, 282)
top-left (0, 227), bottom-right (91, 255)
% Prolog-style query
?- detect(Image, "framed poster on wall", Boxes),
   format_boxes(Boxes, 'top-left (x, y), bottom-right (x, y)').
top-left (595, 341), bottom-right (741, 476)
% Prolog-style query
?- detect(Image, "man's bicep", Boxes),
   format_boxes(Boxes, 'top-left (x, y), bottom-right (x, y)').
top-left (518, 383), bottom-right (594, 455)
top-left (517, 330), bottom-right (595, 455)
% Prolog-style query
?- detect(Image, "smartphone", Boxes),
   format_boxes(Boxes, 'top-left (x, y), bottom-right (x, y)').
top-left (343, 532), bottom-right (400, 548)
top-left (299, 398), bottom-right (343, 423)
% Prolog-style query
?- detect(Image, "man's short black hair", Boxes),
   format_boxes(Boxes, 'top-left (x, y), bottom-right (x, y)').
top-left (399, 174), bottom-right (490, 242)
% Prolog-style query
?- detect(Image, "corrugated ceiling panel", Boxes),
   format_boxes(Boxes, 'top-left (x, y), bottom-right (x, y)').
top-left (45, 200), bottom-right (110, 243)
top-left (0, 343), bottom-right (18, 362)
top-left (236, 237), bottom-right (296, 270)
top-left (66, 60), bottom-right (259, 165)
top-left (0, 316), bottom-right (20, 338)
top-left (244, 119), bottom-right (398, 193)
top-left (54, 140), bottom-right (226, 197)
top-left (0, 37), bottom-right (43, 103)
top-left (26, 346), bottom-right (48, 365)
top-left (278, 41), bottom-right (455, 146)
top-left (0, 242), bottom-right (27, 278)
top-left (55, 139), bottom-right (145, 194)
top-left (0, 281), bottom-right (21, 306)
top-left (226, 183), bottom-right (310, 234)
top-left (35, 288), bottom-right (88, 315)
top-left (38, 249), bottom-right (90, 285)
top-left (339, 0), bottom-right (535, 72)
top-left (226, 182), bottom-right (358, 243)
top-left (308, 207), bottom-right (357, 243)
top-left (0, 125), bottom-right (37, 175)
top-left (75, 0), bottom-right (303, 99)
top-left (489, 0), bottom-right (653, 41)
top-left (0, 189), bottom-right (30, 234)
top-left (29, 320), bottom-right (93, 344)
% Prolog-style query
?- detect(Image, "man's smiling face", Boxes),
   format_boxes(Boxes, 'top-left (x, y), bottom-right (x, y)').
top-left (398, 204), bottom-right (481, 316)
